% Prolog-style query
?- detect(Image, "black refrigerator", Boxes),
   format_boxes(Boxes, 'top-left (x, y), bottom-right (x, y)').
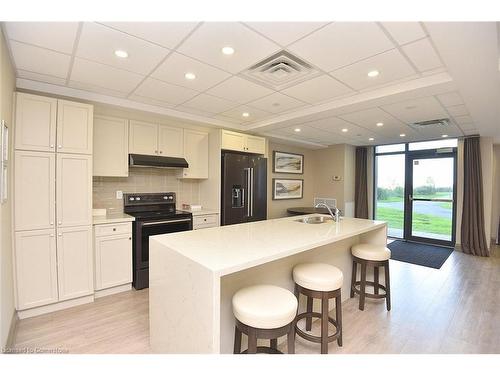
top-left (221, 151), bottom-right (267, 225)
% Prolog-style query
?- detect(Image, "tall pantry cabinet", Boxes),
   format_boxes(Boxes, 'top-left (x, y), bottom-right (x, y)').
top-left (13, 92), bottom-right (94, 314)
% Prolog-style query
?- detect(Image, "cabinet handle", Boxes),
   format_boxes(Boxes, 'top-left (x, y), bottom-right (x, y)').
top-left (50, 144), bottom-right (54, 148)
top-left (113, 228), bottom-right (116, 231)
top-left (50, 222), bottom-right (54, 225)
top-left (58, 221), bottom-right (62, 225)
top-left (159, 150), bottom-right (163, 154)
top-left (50, 234), bottom-right (54, 237)
top-left (58, 233), bottom-right (62, 236)
top-left (58, 145), bottom-right (62, 148)
top-left (129, 237), bottom-right (132, 240)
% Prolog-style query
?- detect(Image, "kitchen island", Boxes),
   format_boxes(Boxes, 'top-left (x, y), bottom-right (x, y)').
top-left (149, 215), bottom-right (387, 353)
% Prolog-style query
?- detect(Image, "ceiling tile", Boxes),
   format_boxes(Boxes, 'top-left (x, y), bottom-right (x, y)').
top-left (246, 92), bottom-right (308, 114)
top-left (177, 22), bottom-right (280, 74)
top-left (5, 22), bottom-right (79, 54)
top-left (76, 22), bottom-right (169, 75)
top-left (17, 69), bottom-right (67, 86)
top-left (381, 96), bottom-right (448, 123)
top-left (10, 41), bottom-right (71, 78)
top-left (206, 76), bottom-right (274, 104)
top-left (380, 22), bottom-right (426, 45)
top-left (129, 94), bottom-right (176, 109)
top-left (217, 105), bottom-right (272, 124)
top-left (436, 92), bottom-right (464, 107)
top-left (330, 49), bottom-right (416, 90)
top-left (453, 115), bottom-right (474, 126)
top-left (181, 93), bottom-right (238, 114)
top-left (71, 58), bottom-right (144, 93)
top-left (68, 80), bottom-right (128, 98)
top-left (305, 116), bottom-right (378, 139)
top-left (151, 52), bottom-right (230, 92)
top-left (100, 22), bottom-right (199, 49)
top-left (243, 22), bottom-right (328, 46)
top-left (133, 77), bottom-right (199, 106)
top-left (446, 104), bottom-right (469, 117)
top-left (402, 38), bottom-right (442, 72)
top-left (287, 22), bottom-right (394, 71)
top-left (175, 105), bottom-right (218, 118)
top-left (281, 75), bottom-right (354, 104)
top-left (339, 107), bottom-right (412, 136)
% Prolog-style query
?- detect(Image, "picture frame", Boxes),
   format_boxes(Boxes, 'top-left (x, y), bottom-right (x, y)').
top-left (272, 178), bottom-right (304, 200)
top-left (1, 120), bottom-right (8, 204)
top-left (273, 151), bottom-right (304, 174)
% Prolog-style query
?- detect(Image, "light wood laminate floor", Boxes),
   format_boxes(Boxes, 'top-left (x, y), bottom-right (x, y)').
top-left (11, 246), bottom-right (500, 354)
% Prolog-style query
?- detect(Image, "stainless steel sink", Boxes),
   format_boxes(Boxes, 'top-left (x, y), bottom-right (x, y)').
top-left (295, 216), bottom-right (334, 224)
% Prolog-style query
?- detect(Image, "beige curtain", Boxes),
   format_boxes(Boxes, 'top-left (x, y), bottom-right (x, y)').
top-left (355, 147), bottom-right (368, 219)
top-left (461, 137), bottom-right (489, 256)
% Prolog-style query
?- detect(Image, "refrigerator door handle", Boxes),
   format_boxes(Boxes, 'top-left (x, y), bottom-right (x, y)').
top-left (244, 168), bottom-right (251, 217)
top-left (250, 168), bottom-right (254, 217)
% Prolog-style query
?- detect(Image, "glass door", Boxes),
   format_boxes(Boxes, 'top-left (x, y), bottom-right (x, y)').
top-left (405, 153), bottom-right (457, 246)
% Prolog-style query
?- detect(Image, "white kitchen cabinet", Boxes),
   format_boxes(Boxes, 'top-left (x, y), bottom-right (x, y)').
top-left (192, 214), bottom-right (219, 230)
top-left (129, 120), bottom-right (158, 156)
top-left (94, 223), bottom-right (132, 291)
top-left (158, 125), bottom-right (183, 157)
top-left (15, 93), bottom-right (57, 152)
top-left (93, 116), bottom-right (129, 177)
top-left (56, 225), bottom-right (93, 301)
top-left (221, 130), bottom-right (266, 154)
top-left (56, 99), bottom-right (93, 155)
top-left (56, 153), bottom-right (92, 228)
top-left (14, 151), bottom-right (56, 231)
top-left (179, 129), bottom-right (209, 179)
top-left (14, 229), bottom-right (58, 310)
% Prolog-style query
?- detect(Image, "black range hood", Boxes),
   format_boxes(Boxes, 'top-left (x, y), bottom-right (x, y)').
top-left (129, 154), bottom-right (189, 169)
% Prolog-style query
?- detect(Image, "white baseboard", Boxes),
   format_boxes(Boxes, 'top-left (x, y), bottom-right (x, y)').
top-left (17, 295), bottom-right (94, 320)
top-left (94, 284), bottom-right (132, 298)
top-left (4, 311), bottom-right (18, 349)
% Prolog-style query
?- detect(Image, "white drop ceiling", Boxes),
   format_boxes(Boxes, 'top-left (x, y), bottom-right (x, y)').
top-left (3, 21), bottom-right (499, 148)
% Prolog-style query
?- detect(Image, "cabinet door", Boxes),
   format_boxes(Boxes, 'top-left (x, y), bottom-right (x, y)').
top-left (221, 130), bottom-right (245, 152)
top-left (94, 233), bottom-right (132, 290)
top-left (93, 116), bottom-right (129, 177)
top-left (15, 93), bottom-right (57, 152)
top-left (57, 154), bottom-right (92, 227)
top-left (15, 229), bottom-right (58, 310)
top-left (14, 151), bottom-right (56, 231)
top-left (56, 99), bottom-right (93, 154)
top-left (158, 125), bottom-right (183, 157)
top-left (57, 225), bottom-right (93, 301)
top-left (181, 130), bottom-right (208, 179)
top-left (129, 120), bottom-right (158, 156)
top-left (245, 135), bottom-right (266, 155)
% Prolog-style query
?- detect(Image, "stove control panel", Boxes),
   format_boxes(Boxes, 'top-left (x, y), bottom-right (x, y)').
top-left (124, 192), bottom-right (176, 206)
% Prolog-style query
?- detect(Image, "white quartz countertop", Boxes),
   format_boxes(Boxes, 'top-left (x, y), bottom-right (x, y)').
top-left (93, 212), bottom-right (135, 225)
top-left (180, 208), bottom-right (219, 216)
top-left (151, 215), bottom-right (386, 276)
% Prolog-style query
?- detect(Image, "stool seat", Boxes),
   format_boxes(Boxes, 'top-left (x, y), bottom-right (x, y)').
top-left (232, 285), bottom-right (297, 329)
top-left (351, 244), bottom-right (391, 261)
top-left (293, 263), bottom-right (343, 292)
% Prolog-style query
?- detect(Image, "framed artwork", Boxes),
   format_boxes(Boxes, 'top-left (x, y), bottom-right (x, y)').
top-left (272, 178), bottom-right (304, 200)
top-left (1, 120), bottom-right (8, 204)
top-left (273, 151), bottom-right (304, 174)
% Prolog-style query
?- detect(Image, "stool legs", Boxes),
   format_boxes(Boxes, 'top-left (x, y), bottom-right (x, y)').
top-left (320, 295), bottom-right (329, 354)
top-left (359, 261), bottom-right (367, 311)
top-left (287, 324), bottom-right (295, 354)
top-left (247, 328), bottom-right (257, 354)
top-left (305, 296), bottom-right (313, 331)
top-left (384, 263), bottom-right (391, 311)
top-left (233, 326), bottom-right (242, 354)
top-left (350, 260), bottom-right (357, 298)
top-left (335, 295), bottom-right (343, 346)
top-left (270, 339), bottom-right (277, 350)
top-left (374, 266), bottom-right (379, 295)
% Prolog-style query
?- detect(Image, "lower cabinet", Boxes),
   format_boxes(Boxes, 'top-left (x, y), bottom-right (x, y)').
top-left (192, 214), bottom-right (219, 230)
top-left (94, 222), bottom-right (132, 291)
top-left (14, 229), bottom-right (58, 310)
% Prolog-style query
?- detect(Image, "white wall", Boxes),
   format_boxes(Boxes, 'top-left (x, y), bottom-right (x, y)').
top-left (0, 28), bottom-right (16, 348)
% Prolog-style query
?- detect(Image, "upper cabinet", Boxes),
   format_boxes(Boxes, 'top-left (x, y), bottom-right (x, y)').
top-left (221, 130), bottom-right (266, 155)
top-left (158, 125), bottom-right (183, 157)
top-left (129, 121), bottom-right (184, 157)
top-left (15, 93), bottom-right (57, 152)
top-left (93, 116), bottom-right (129, 177)
top-left (178, 130), bottom-right (209, 179)
top-left (15, 93), bottom-right (93, 155)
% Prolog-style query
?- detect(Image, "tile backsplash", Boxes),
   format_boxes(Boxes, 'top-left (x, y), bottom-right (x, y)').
top-left (93, 168), bottom-right (201, 213)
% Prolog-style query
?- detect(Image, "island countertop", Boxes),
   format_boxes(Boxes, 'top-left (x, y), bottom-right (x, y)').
top-left (150, 215), bottom-right (386, 277)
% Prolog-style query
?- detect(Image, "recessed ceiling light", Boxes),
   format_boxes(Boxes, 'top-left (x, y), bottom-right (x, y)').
top-left (369, 137), bottom-right (374, 141)
top-left (341, 128), bottom-right (348, 133)
top-left (242, 112), bottom-right (250, 118)
top-left (184, 72), bottom-right (196, 80)
top-left (222, 46), bottom-right (235, 55)
top-left (114, 50), bottom-right (128, 58)
top-left (376, 122), bottom-right (384, 127)
top-left (367, 70), bottom-right (379, 78)
top-left (294, 128), bottom-right (301, 132)
top-left (442, 134), bottom-right (449, 138)
top-left (400, 133), bottom-right (406, 137)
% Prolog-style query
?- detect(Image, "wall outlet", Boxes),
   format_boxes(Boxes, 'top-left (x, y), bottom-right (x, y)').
top-left (332, 176), bottom-right (342, 182)
top-left (116, 190), bottom-right (123, 200)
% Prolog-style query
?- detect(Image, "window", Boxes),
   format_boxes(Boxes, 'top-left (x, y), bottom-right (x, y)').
top-left (375, 143), bottom-right (405, 154)
top-left (408, 139), bottom-right (458, 151)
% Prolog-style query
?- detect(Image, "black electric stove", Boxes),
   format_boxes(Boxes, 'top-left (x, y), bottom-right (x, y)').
top-left (124, 192), bottom-right (192, 290)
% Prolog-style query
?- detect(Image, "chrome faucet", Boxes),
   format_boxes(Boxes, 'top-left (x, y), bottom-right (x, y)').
top-left (314, 203), bottom-right (340, 222)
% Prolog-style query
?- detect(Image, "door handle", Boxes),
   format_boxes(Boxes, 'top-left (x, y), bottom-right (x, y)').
top-left (249, 168), bottom-right (254, 217)
top-left (244, 168), bottom-right (251, 217)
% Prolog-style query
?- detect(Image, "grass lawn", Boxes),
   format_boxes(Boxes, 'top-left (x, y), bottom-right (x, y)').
top-left (376, 206), bottom-right (452, 236)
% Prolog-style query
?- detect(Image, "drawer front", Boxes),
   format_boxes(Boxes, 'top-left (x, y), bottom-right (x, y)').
top-left (193, 214), bottom-right (218, 227)
top-left (95, 222), bottom-right (132, 237)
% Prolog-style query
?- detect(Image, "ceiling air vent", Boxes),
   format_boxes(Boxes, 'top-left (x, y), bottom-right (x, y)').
top-left (241, 51), bottom-right (321, 90)
top-left (409, 118), bottom-right (450, 130)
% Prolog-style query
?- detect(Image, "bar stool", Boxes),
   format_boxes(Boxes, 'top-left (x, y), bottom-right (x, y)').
top-left (350, 243), bottom-right (391, 311)
top-left (292, 263), bottom-right (343, 354)
top-left (232, 284), bottom-right (297, 354)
